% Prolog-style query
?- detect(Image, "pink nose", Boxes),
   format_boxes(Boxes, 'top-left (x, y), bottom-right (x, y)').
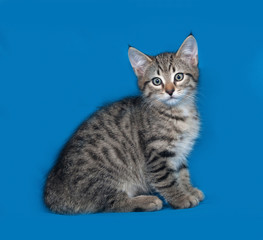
top-left (166, 89), bottom-right (174, 96)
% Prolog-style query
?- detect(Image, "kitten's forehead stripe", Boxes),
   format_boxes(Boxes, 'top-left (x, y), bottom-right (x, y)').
top-left (155, 58), bottom-right (164, 72)
top-left (155, 53), bottom-right (181, 73)
top-left (168, 54), bottom-right (174, 71)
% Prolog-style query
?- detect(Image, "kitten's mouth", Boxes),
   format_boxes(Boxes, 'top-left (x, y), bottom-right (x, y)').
top-left (163, 96), bottom-right (182, 106)
top-left (167, 96), bottom-right (180, 100)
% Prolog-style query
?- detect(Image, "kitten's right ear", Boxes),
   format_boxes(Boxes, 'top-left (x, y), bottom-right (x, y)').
top-left (128, 47), bottom-right (152, 77)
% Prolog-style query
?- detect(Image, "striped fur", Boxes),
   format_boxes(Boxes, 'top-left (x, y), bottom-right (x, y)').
top-left (44, 35), bottom-right (204, 214)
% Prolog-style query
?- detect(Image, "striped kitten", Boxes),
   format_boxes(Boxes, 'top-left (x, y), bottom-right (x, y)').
top-left (44, 35), bottom-right (204, 214)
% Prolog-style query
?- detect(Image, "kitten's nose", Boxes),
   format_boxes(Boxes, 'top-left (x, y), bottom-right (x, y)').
top-left (166, 89), bottom-right (175, 96)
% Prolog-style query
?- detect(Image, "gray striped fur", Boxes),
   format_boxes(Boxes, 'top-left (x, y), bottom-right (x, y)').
top-left (44, 35), bottom-right (204, 214)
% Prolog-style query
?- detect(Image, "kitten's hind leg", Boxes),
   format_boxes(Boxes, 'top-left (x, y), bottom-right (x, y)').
top-left (110, 194), bottom-right (163, 212)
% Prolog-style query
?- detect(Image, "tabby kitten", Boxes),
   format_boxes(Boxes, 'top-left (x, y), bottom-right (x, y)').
top-left (44, 35), bottom-right (204, 214)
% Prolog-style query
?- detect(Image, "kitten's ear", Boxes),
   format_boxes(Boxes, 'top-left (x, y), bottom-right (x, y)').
top-left (176, 35), bottom-right (198, 67)
top-left (128, 47), bottom-right (152, 77)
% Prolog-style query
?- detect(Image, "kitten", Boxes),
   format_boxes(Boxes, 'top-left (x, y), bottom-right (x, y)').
top-left (44, 35), bottom-right (204, 214)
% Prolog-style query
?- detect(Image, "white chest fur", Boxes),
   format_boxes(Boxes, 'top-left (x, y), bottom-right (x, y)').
top-left (168, 106), bottom-right (200, 170)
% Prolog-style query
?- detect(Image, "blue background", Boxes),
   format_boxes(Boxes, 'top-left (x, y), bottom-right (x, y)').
top-left (0, 0), bottom-right (262, 239)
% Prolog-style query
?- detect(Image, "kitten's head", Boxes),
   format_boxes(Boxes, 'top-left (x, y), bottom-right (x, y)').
top-left (128, 35), bottom-right (199, 106)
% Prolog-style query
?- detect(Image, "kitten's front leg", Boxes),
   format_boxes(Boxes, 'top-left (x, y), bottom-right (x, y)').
top-left (178, 166), bottom-right (204, 201)
top-left (147, 151), bottom-right (201, 209)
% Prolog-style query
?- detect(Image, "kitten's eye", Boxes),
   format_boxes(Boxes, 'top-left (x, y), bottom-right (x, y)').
top-left (152, 77), bottom-right (162, 86)
top-left (174, 73), bottom-right (184, 82)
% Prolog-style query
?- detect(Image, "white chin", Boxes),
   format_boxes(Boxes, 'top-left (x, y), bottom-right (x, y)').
top-left (164, 98), bottom-right (181, 106)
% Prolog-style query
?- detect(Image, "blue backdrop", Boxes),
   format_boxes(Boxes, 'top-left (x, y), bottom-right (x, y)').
top-left (0, 0), bottom-right (262, 239)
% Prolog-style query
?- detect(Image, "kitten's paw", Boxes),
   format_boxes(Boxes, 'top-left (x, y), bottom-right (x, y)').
top-left (171, 194), bottom-right (200, 209)
top-left (146, 197), bottom-right (163, 211)
top-left (132, 195), bottom-right (163, 212)
top-left (191, 188), bottom-right (204, 201)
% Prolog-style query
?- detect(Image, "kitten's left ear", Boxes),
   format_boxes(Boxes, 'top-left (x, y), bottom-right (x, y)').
top-left (176, 35), bottom-right (198, 67)
top-left (128, 47), bottom-right (152, 77)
